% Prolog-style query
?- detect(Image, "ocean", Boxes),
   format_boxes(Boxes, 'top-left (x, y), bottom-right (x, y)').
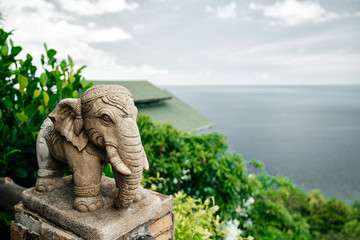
top-left (163, 85), bottom-right (360, 204)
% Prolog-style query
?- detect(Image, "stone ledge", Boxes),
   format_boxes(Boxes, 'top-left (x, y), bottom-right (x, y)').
top-left (39, 222), bottom-right (80, 240)
top-left (148, 214), bottom-right (173, 237)
top-left (12, 204), bottom-right (174, 240)
top-left (20, 177), bottom-right (163, 240)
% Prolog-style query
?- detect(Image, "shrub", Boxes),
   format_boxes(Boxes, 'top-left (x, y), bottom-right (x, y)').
top-left (0, 28), bottom-right (92, 187)
top-left (173, 192), bottom-right (227, 239)
top-left (138, 115), bottom-right (251, 221)
top-left (138, 116), bottom-right (360, 240)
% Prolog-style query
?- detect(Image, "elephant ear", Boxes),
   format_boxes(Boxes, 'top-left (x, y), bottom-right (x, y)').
top-left (48, 98), bottom-right (89, 151)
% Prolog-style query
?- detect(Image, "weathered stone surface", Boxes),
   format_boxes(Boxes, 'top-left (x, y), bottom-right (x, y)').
top-left (116, 193), bottom-right (175, 240)
top-left (22, 177), bottom-right (161, 240)
top-left (148, 214), bottom-right (173, 237)
top-left (10, 221), bottom-right (39, 240)
top-left (149, 192), bottom-right (173, 221)
top-left (155, 230), bottom-right (172, 240)
top-left (39, 222), bottom-right (80, 240)
top-left (14, 209), bottom-right (42, 235)
top-left (36, 85), bottom-right (150, 213)
top-left (14, 202), bottom-right (49, 230)
top-left (12, 192), bottom-right (174, 240)
top-left (10, 221), bottom-right (25, 240)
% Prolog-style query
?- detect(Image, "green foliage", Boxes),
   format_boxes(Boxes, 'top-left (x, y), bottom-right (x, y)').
top-left (0, 28), bottom-right (92, 187)
top-left (138, 115), bottom-right (251, 221)
top-left (103, 164), bottom-right (114, 178)
top-left (141, 171), bottom-right (164, 192)
top-left (173, 192), bottom-right (227, 239)
top-left (246, 172), bottom-right (312, 240)
top-left (137, 116), bottom-right (360, 240)
top-left (0, 207), bottom-right (13, 239)
top-left (0, 209), bottom-right (13, 227)
top-left (245, 160), bottom-right (360, 240)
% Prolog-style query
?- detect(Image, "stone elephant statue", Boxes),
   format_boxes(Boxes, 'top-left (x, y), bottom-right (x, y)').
top-left (35, 85), bottom-right (149, 212)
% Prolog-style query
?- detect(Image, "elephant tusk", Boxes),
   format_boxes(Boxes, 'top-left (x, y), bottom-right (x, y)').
top-left (143, 152), bottom-right (149, 171)
top-left (106, 145), bottom-right (131, 175)
top-left (110, 156), bottom-right (132, 176)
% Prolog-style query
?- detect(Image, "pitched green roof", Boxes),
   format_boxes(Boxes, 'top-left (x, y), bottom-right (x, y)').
top-left (92, 80), bottom-right (171, 104)
top-left (137, 90), bottom-right (214, 132)
top-left (91, 80), bottom-right (214, 132)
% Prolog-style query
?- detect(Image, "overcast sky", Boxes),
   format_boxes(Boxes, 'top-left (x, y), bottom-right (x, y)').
top-left (1, 0), bottom-right (360, 85)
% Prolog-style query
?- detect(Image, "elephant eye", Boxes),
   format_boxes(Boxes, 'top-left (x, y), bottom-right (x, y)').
top-left (101, 114), bottom-right (113, 123)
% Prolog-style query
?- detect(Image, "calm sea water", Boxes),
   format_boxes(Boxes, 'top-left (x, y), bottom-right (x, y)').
top-left (163, 85), bottom-right (360, 204)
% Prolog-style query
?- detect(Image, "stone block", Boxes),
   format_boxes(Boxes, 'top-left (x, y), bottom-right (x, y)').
top-left (10, 221), bottom-right (25, 240)
top-left (149, 192), bottom-right (173, 220)
top-left (11, 177), bottom-right (175, 240)
top-left (39, 222), bottom-right (80, 240)
top-left (114, 210), bottom-right (175, 239)
top-left (148, 214), bottom-right (173, 237)
top-left (10, 221), bottom-right (39, 240)
top-left (155, 230), bottom-right (172, 240)
top-left (12, 203), bottom-right (175, 240)
top-left (21, 177), bottom-right (162, 240)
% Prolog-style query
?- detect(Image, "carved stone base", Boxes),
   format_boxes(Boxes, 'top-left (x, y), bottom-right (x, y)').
top-left (12, 176), bottom-right (174, 240)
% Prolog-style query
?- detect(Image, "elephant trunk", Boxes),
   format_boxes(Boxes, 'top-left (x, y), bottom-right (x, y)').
top-left (110, 118), bottom-right (148, 208)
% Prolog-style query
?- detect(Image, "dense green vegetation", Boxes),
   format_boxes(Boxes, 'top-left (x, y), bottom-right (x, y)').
top-left (0, 28), bottom-right (92, 237)
top-left (137, 115), bottom-right (360, 240)
top-left (1, 28), bottom-right (360, 239)
top-left (173, 192), bottom-right (227, 239)
top-left (0, 29), bottom-right (92, 187)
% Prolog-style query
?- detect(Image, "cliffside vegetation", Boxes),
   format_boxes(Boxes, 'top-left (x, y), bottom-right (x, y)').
top-left (135, 115), bottom-right (360, 240)
top-left (1, 28), bottom-right (359, 239)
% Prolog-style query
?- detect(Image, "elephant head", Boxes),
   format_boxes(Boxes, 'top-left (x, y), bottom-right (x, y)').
top-left (48, 85), bottom-right (149, 208)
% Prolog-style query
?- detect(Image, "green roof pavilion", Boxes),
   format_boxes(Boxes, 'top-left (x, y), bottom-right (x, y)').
top-left (92, 81), bottom-right (214, 132)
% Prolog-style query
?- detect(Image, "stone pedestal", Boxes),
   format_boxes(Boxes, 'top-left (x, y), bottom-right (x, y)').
top-left (10, 177), bottom-right (174, 240)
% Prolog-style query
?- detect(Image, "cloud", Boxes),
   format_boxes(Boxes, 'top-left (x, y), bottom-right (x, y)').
top-left (3, 0), bottom-right (132, 46)
top-left (226, 28), bottom-right (360, 77)
top-left (261, 73), bottom-right (269, 79)
top-left (228, 29), bottom-right (351, 57)
top-left (58, 0), bottom-right (139, 16)
top-left (85, 63), bottom-right (169, 80)
top-left (1, 0), bottom-right (168, 81)
top-left (217, 2), bottom-right (237, 19)
top-left (249, 0), bottom-right (338, 26)
top-left (132, 24), bottom-right (144, 31)
top-left (205, 6), bottom-right (213, 13)
top-left (86, 27), bottom-right (132, 42)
